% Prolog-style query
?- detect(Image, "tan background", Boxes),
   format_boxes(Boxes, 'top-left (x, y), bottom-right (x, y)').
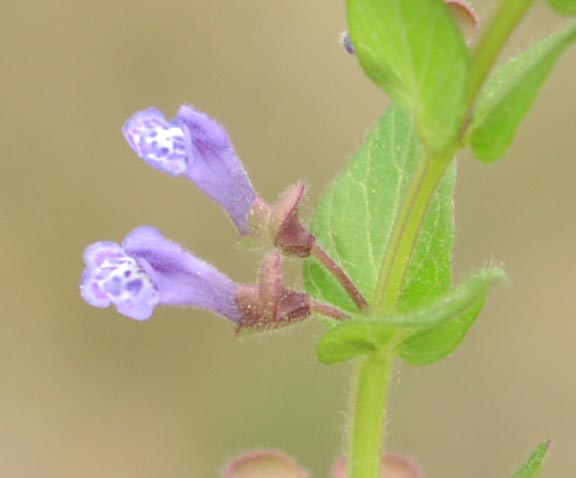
top-left (1, 0), bottom-right (575, 477)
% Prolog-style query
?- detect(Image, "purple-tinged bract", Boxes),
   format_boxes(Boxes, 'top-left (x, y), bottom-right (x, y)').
top-left (123, 106), bottom-right (257, 235)
top-left (80, 226), bottom-right (244, 322)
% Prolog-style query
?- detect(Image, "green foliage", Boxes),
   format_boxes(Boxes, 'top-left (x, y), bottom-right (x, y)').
top-left (300, 0), bottom-right (567, 474)
top-left (397, 268), bottom-right (506, 365)
top-left (316, 268), bottom-right (505, 365)
top-left (346, 0), bottom-right (469, 150)
top-left (304, 104), bottom-right (454, 315)
top-left (547, 0), bottom-right (576, 15)
top-left (315, 2), bottom-right (574, 366)
top-left (469, 25), bottom-right (576, 162)
top-left (316, 320), bottom-right (395, 365)
top-left (513, 441), bottom-right (551, 478)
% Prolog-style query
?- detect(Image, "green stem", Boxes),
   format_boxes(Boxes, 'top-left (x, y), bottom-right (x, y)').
top-left (347, 351), bottom-right (393, 478)
top-left (463, 0), bottom-right (535, 127)
top-left (349, 146), bottom-right (453, 478)
top-left (348, 152), bottom-right (450, 478)
top-left (370, 0), bottom-right (536, 314)
top-left (371, 0), bottom-right (537, 316)
top-left (347, 3), bottom-right (538, 478)
top-left (372, 153), bottom-right (451, 315)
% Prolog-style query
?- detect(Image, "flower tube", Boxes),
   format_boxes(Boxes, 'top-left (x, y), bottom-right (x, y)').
top-left (123, 106), bottom-right (257, 234)
top-left (80, 226), bottom-right (243, 322)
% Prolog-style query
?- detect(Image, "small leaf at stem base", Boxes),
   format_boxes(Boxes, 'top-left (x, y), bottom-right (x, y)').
top-left (315, 268), bottom-right (505, 365)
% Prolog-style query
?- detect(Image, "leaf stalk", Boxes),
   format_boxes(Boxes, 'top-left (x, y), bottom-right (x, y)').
top-left (310, 300), bottom-right (350, 321)
top-left (311, 243), bottom-right (369, 311)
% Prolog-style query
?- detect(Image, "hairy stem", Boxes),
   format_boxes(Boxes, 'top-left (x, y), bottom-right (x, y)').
top-left (372, 0), bottom-right (537, 316)
top-left (311, 243), bottom-right (369, 311)
top-left (347, 154), bottom-right (450, 478)
top-left (347, 351), bottom-right (392, 478)
top-left (462, 0), bottom-right (536, 132)
top-left (310, 300), bottom-right (350, 321)
top-left (372, 153), bottom-right (451, 315)
top-left (347, 3), bottom-right (538, 478)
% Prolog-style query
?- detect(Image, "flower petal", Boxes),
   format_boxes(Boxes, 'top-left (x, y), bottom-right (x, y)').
top-left (123, 108), bottom-right (189, 176)
top-left (83, 241), bottom-right (124, 270)
top-left (80, 240), bottom-right (160, 320)
top-left (123, 226), bottom-right (244, 322)
top-left (175, 105), bottom-right (257, 234)
top-left (124, 105), bottom-right (257, 234)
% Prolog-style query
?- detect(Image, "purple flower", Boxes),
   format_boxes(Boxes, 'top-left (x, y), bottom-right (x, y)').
top-left (123, 105), bottom-right (257, 235)
top-left (80, 226), bottom-right (244, 322)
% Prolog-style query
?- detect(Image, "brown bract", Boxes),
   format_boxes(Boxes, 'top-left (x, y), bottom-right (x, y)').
top-left (236, 251), bottom-right (311, 334)
top-left (248, 183), bottom-right (316, 257)
top-left (270, 183), bottom-right (316, 257)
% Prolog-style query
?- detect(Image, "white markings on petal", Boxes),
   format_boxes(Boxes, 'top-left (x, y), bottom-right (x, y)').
top-left (123, 109), bottom-right (189, 176)
top-left (81, 244), bottom-right (160, 320)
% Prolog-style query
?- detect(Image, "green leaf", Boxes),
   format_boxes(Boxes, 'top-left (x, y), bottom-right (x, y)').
top-left (304, 103), bottom-right (454, 316)
top-left (347, 0), bottom-right (469, 150)
top-left (547, 0), bottom-right (576, 15)
top-left (469, 25), bottom-right (576, 162)
top-left (397, 267), bottom-right (506, 365)
top-left (316, 268), bottom-right (505, 365)
top-left (316, 320), bottom-right (396, 364)
top-left (513, 441), bottom-right (551, 478)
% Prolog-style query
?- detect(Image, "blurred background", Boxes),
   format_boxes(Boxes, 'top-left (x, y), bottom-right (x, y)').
top-left (1, 0), bottom-right (575, 477)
